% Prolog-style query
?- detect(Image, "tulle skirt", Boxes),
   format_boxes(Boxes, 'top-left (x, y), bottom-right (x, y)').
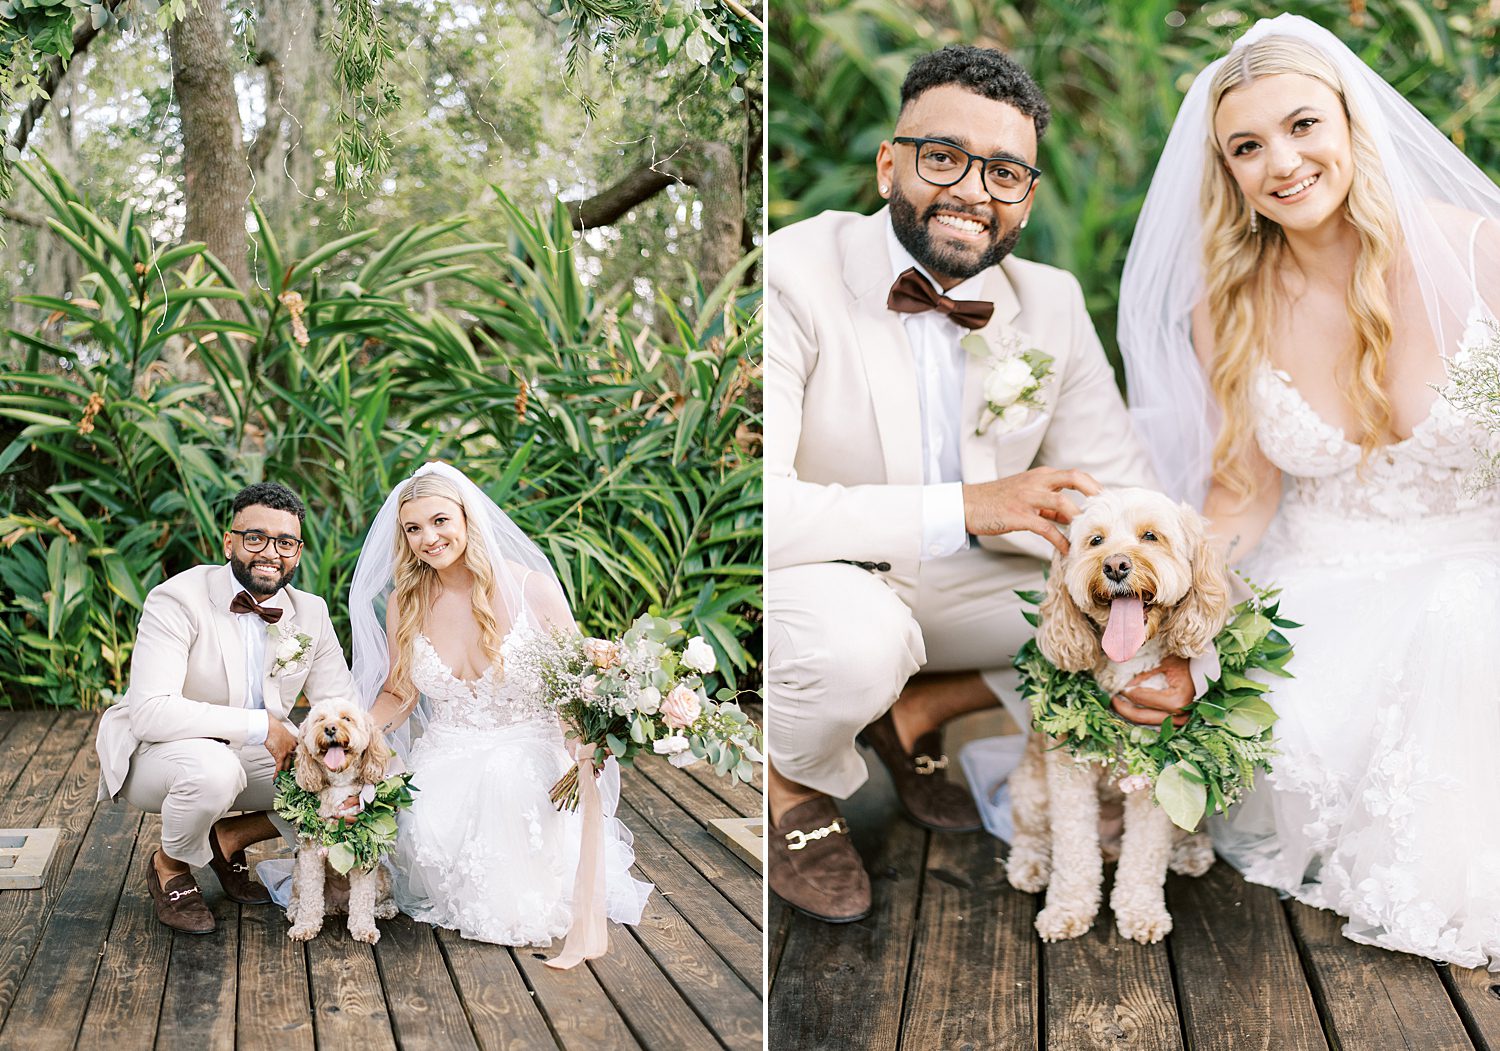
top-left (389, 717), bottom-right (652, 945)
top-left (1215, 507), bottom-right (1500, 968)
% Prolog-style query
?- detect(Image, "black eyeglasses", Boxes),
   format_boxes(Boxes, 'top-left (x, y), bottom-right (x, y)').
top-left (228, 530), bottom-right (304, 556)
top-left (893, 136), bottom-right (1042, 203)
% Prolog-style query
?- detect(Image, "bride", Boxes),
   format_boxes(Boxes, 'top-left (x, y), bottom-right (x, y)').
top-left (1120, 15), bottom-right (1500, 967)
top-left (350, 461), bottom-right (652, 945)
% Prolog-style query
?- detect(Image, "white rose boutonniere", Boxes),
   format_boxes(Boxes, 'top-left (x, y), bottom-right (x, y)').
top-left (269, 624), bottom-right (313, 676)
top-left (964, 331), bottom-right (1054, 436)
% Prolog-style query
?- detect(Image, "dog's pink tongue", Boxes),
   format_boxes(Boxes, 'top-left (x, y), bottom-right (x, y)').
top-left (323, 745), bottom-right (346, 771)
top-left (1102, 596), bottom-right (1147, 663)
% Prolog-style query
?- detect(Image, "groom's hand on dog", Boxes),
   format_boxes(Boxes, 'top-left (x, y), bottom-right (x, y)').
top-left (1111, 655), bottom-right (1193, 727)
top-left (265, 719), bottom-right (298, 771)
top-left (962, 468), bottom-right (1102, 554)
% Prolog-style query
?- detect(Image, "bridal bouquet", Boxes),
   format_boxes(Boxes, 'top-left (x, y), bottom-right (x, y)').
top-left (1014, 579), bottom-right (1296, 831)
top-left (508, 614), bottom-right (764, 811)
top-left (272, 770), bottom-right (418, 874)
top-left (1443, 313), bottom-right (1500, 492)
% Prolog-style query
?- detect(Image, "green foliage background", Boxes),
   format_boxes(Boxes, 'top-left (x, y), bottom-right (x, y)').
top-left (771, 0), bottom-right (1500, 378)
top-left (0, 162), bottom-right (761, 709)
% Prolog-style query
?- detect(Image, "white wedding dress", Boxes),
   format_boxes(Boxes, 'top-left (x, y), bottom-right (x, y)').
top-left (1213, 307), bottom-right (1500, 968)
top-left (388, 622), bottom-right (653, 944)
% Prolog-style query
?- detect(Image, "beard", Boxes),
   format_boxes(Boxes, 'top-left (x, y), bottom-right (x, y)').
top-left (888, 184), bottom-right (1023, 283)
top-left (230, 552), bottom-right (295, 597)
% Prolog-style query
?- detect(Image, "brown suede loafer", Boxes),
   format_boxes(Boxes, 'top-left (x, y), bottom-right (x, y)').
top-left (208, 828), bottom-right (271, 904)
top-left (147, 852), bottom-right (216, 934)
top-left (858, 711), bottom-right (982, 833)
top-left (769, 796), bottom-right (871, 924)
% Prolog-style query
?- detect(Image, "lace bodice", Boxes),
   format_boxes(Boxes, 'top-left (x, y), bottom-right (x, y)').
top-left (1252, 314), bottom-right (1500, 521)
top-left (410, 626), bottom-right (551, 731)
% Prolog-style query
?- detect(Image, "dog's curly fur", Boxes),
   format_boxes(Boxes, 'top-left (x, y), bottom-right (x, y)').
top-left (1007, 488), bottom-right (1229, 944)
top-left (286, 699), bottom-right (398, 944)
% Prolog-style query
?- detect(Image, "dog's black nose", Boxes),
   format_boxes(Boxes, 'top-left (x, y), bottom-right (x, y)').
top-left (1103, 554), bottom-right (1132, 583)
top-left (323, 725), bottom-right (338, 739)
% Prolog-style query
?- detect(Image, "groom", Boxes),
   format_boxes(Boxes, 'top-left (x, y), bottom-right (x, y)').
top-left (96, 482), bottom-right (356, 933)
top-left (766, 45), bottom-right (1193, 922)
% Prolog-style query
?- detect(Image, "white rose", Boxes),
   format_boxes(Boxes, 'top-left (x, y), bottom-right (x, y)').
top-left (581, 674), bottom-right (600, 697)
top-left (636, 686), bottom-right (662, 715)
top-left (275, 636), bottom-right (302, 661)
top-left (983, 357), bottom-right (1032, 406)
top-left (996, 403), bottom-right (1031, 432)
top-left (652, 734), bottom-right (690, 756)
top-left (681, 636), bottom-right (717, 674)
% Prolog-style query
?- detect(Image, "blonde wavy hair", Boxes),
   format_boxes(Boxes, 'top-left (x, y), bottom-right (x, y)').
top-left (1201, 34), bottom-right (1400, 500)
top-left (387, 473), bottom-right (507, 705)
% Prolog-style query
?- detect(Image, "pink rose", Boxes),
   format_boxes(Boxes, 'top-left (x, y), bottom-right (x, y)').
top-left (661, 684), bottom-right (702, 729)
top-left (582, 638), bottom-right (622, 669)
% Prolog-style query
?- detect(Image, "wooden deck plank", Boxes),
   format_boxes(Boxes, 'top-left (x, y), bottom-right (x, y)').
top-left (305, 930), bottom-right (397, 1050)
top-left (0, 716), bottom-right (104, 1028)
top-left (617, 799), bottom-right (762, 992)
top-left (588, 920), bottom-right (732, 1051)
top-left (236, 889), bottom-right (315, 1051)
top-left (767, 896), bottom-right (792, 981)
top-left (0, 712), bottom-right (59, 796)
top-left (0, 801), bottom-right (141, 1051)
top-left (900, 831), bottom-right (1038, 1051)
top-left (1038, 866), bottom-right (1182, 1051)
top-left (613, 882), bottom-right (762, 1051)
top-left (434, 931), bottom-right (561, 1051)
top-left (1440, 962), bottom-right (1500, 1051)
top-left (641, 755), bottom-right (763, 820)
top-left (372, 914), bottom-right (479, 1051)
top-left (0, 714), bottom-right (93, 827)
top-left (768, 816), bottom-right (927, 1051)
top-left (617, 769), bottom-right (761, 925)
top-left (156, 888), bottom-right (240, 1050)
top-left (513, 945), bottom-right (645, 1051)
top-left (77, 817), bottom-right (170, 1051)
top-left (1165, 866), bottom-right (1328, 1051)
top-left (1285, 899), bottom-right (1474, 1050)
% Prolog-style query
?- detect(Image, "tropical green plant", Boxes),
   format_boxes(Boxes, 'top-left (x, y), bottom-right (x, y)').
top-left (0, 160), bottom-right (762, 709)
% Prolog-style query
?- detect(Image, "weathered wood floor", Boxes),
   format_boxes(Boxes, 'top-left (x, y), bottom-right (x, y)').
top-left (0, 710), bottom-right (763, 1051)
top-left (769, 746), bottom-right (1500, 1051)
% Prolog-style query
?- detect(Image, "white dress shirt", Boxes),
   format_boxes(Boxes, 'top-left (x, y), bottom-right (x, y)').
top-left (233, 583), bottom-right (283, 747)
top-left (885, 218), bottom-right (978, 560)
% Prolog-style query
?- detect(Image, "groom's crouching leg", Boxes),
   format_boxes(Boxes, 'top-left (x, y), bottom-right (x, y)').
top-left (766, 564), bottom-right (924, 923)
top-left (121, 739), bottom-right (250, 933)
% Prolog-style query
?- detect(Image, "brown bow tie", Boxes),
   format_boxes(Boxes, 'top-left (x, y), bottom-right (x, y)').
top-left (230, 591), bottom-right (283, 624)
top-left (887, 267), bottom-right (994, 330)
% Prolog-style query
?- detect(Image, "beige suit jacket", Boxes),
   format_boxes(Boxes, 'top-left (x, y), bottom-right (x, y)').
top-left (766, 208), bottom-right (1157, 579)
top-left (96, 562), bottom-right (356, 800)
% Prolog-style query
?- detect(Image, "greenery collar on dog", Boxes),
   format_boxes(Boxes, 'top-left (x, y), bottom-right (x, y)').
top-left (273, 771), bottom-right (418, 874)
top-left (1015, 579), bottom-right (1296, 832)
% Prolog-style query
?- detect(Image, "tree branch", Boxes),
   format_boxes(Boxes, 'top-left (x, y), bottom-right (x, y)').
top-left (7, 2), bottom-right (122, 154)
top-left (1, 203), bottom-right (49, 228)
top-left (566, 166), bottom-right (679, 230)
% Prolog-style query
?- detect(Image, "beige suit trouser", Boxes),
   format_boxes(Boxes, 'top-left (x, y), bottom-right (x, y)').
top-left (767, 544), bottom-right (1045, 799)
top-left (120, 738), bottom-right (281, 866)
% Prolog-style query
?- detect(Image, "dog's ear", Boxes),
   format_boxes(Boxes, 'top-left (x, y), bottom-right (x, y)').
top-left (1037, 549), bottom-right (1099, 671)
top-left (294, 736), bottom-right (329, 794)
top-left (357, 728), bottom-right (392, 785)
top-left (1160, 505), bottom-right (1232, 658)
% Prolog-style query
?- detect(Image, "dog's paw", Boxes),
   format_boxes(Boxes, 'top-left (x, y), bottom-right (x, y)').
top-left (1035, 903), bottom-right (1095, 941)
top-left (374, 899), bottom-right (399, 920)
top-left (1169, 833), bottom-right (1216, 877)
top-left (287, 921), bottom-right (321, 942)
top-left (1116, 907), bottom-right (1173, 944)
top-left (1005, 852), bottom-right (1051, 894)
top-left (348, 921), bottom-right (380, 944)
